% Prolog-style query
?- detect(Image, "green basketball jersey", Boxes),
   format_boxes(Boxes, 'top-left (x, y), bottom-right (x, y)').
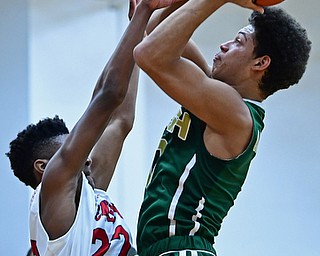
top-left (137, 100), bottom-right (265, 254)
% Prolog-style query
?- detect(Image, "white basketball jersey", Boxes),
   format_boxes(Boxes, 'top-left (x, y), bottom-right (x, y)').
top-left (29, 173), bottom-right (136, 256)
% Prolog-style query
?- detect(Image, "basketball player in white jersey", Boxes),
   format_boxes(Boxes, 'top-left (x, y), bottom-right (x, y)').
top-left (6, 0), bottom-right (183, 255)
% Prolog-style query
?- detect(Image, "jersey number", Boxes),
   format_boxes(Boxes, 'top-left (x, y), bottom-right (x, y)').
top-left (92, 225), bottom-right (130, 256)
top-left (31, 240), bottom-right (40, 256)
top-left (30, 225), bottom-right (130, 256)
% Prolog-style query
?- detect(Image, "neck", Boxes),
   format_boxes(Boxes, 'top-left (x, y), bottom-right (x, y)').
top-left (231, 80), bottom-right (264, 102)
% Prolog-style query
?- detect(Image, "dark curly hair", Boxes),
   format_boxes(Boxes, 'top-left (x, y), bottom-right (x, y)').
top-left (249, 7), bottom-right (312, 98)
top-left (6, 115), bottom-right (69, 189)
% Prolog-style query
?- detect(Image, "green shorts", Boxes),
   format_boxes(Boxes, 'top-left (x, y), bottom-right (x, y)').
top-left (138, 236), bottom-right (217, 256)
top-left (158, 249), bottom-right (216, 256)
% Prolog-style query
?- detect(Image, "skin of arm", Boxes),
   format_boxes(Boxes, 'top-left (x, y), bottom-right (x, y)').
top-left (39, 0), bottom-right (159, 240)
top-left (134, 0), bottom-right (263, 159)
top-left (90, 64), bottom-right (140, 191)
top-left (146, 1), bottom-right (211, 75)
top-left (89, 2), bottom-right (142, 192)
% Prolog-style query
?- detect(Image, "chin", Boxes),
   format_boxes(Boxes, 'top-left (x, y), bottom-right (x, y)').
top-left (213, 75), bottom-right (230, 85)
top-left (211, 72), bottom-right (222, 81)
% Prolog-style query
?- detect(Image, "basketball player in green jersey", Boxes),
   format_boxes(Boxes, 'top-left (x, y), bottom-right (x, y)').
top-left (134, 0), bottom-right (311, 255)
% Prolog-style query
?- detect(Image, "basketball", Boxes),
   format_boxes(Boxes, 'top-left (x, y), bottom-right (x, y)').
top-left (253, 0), bottom-right (284, 6)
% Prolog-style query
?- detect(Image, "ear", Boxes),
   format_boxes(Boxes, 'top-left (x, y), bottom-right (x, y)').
top-left (252, 55), bottom-right (271, 71)
top-left (34, 159), bottom-right (49, 178)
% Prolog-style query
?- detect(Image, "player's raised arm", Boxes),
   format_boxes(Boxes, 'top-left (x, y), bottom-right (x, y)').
top-left (40, 0), bottom-right (181, 240)
top-left (90, 64), bottom-right (140, 191)
top-left (146, 1), bottom-right (211, 75)
top-left (134, 0), bottom-right (253, 158)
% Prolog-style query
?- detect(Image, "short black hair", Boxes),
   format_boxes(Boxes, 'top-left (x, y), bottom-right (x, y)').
top-left (249, 7), bottom-right (312, 97)
top-left (6, 115), bottom-right (69, 189)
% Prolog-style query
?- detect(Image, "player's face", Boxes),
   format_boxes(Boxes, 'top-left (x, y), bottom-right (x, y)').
top-left (211, 25), bottom-right (256, 87)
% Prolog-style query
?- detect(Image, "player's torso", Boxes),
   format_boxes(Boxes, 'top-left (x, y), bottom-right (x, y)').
top-left (30, 178), bottom-right (136, 256)
top-left (137, 103), bottom-right (264, 251)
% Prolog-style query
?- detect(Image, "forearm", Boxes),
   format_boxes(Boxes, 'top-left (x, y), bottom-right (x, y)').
top-left (51, 3), bottom-right (151, 182)
top-left (136, 0), bottom-right (226, 65)
top-left (146, 1), bottom-right (187, 35)
top-left (139, 0), bottom-right (211, 75)
top-left (93, 2), bottom-right (153, 101)
top-left (90, 64), bottom-right (139, 190)
top-left (110, 64), bottom-right (139, 128)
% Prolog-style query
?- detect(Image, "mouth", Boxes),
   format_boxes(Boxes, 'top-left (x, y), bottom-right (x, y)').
top-left (213, 54), bottom-right (221, 63)
top-left (212, 54), bottom-right (222, 70)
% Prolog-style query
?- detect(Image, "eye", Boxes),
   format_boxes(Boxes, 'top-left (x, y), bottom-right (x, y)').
top-left (234, 37), bottom-right (241, 44)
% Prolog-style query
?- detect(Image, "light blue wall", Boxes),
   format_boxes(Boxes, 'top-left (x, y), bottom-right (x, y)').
top-left (0, 0), bottom-right (29, 254)
top-left (1, 1), bottom-right (319, 255)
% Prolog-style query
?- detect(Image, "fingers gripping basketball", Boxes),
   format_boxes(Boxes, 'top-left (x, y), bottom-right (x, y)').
top-left (253, 0), bottom-right (284, 6)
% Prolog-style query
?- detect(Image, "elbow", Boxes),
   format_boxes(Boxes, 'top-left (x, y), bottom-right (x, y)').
top-left (112, 104), bottom-right (136, 135)
top-left (109, 113), bottom-right (135, 139)
top-left (119, 116), bottom-right (135, 136)
top-left (134, 40), bottom-right (175, 77)
top-left (134, 42), bottom-right (157, 73)
top-left (133, 44), bottom-right (148, 70)
top-left (120, 109), bottom-right (136, 132)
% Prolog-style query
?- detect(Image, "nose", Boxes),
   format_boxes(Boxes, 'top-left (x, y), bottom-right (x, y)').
top-left (220, 41), bottom-right (229, 53)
